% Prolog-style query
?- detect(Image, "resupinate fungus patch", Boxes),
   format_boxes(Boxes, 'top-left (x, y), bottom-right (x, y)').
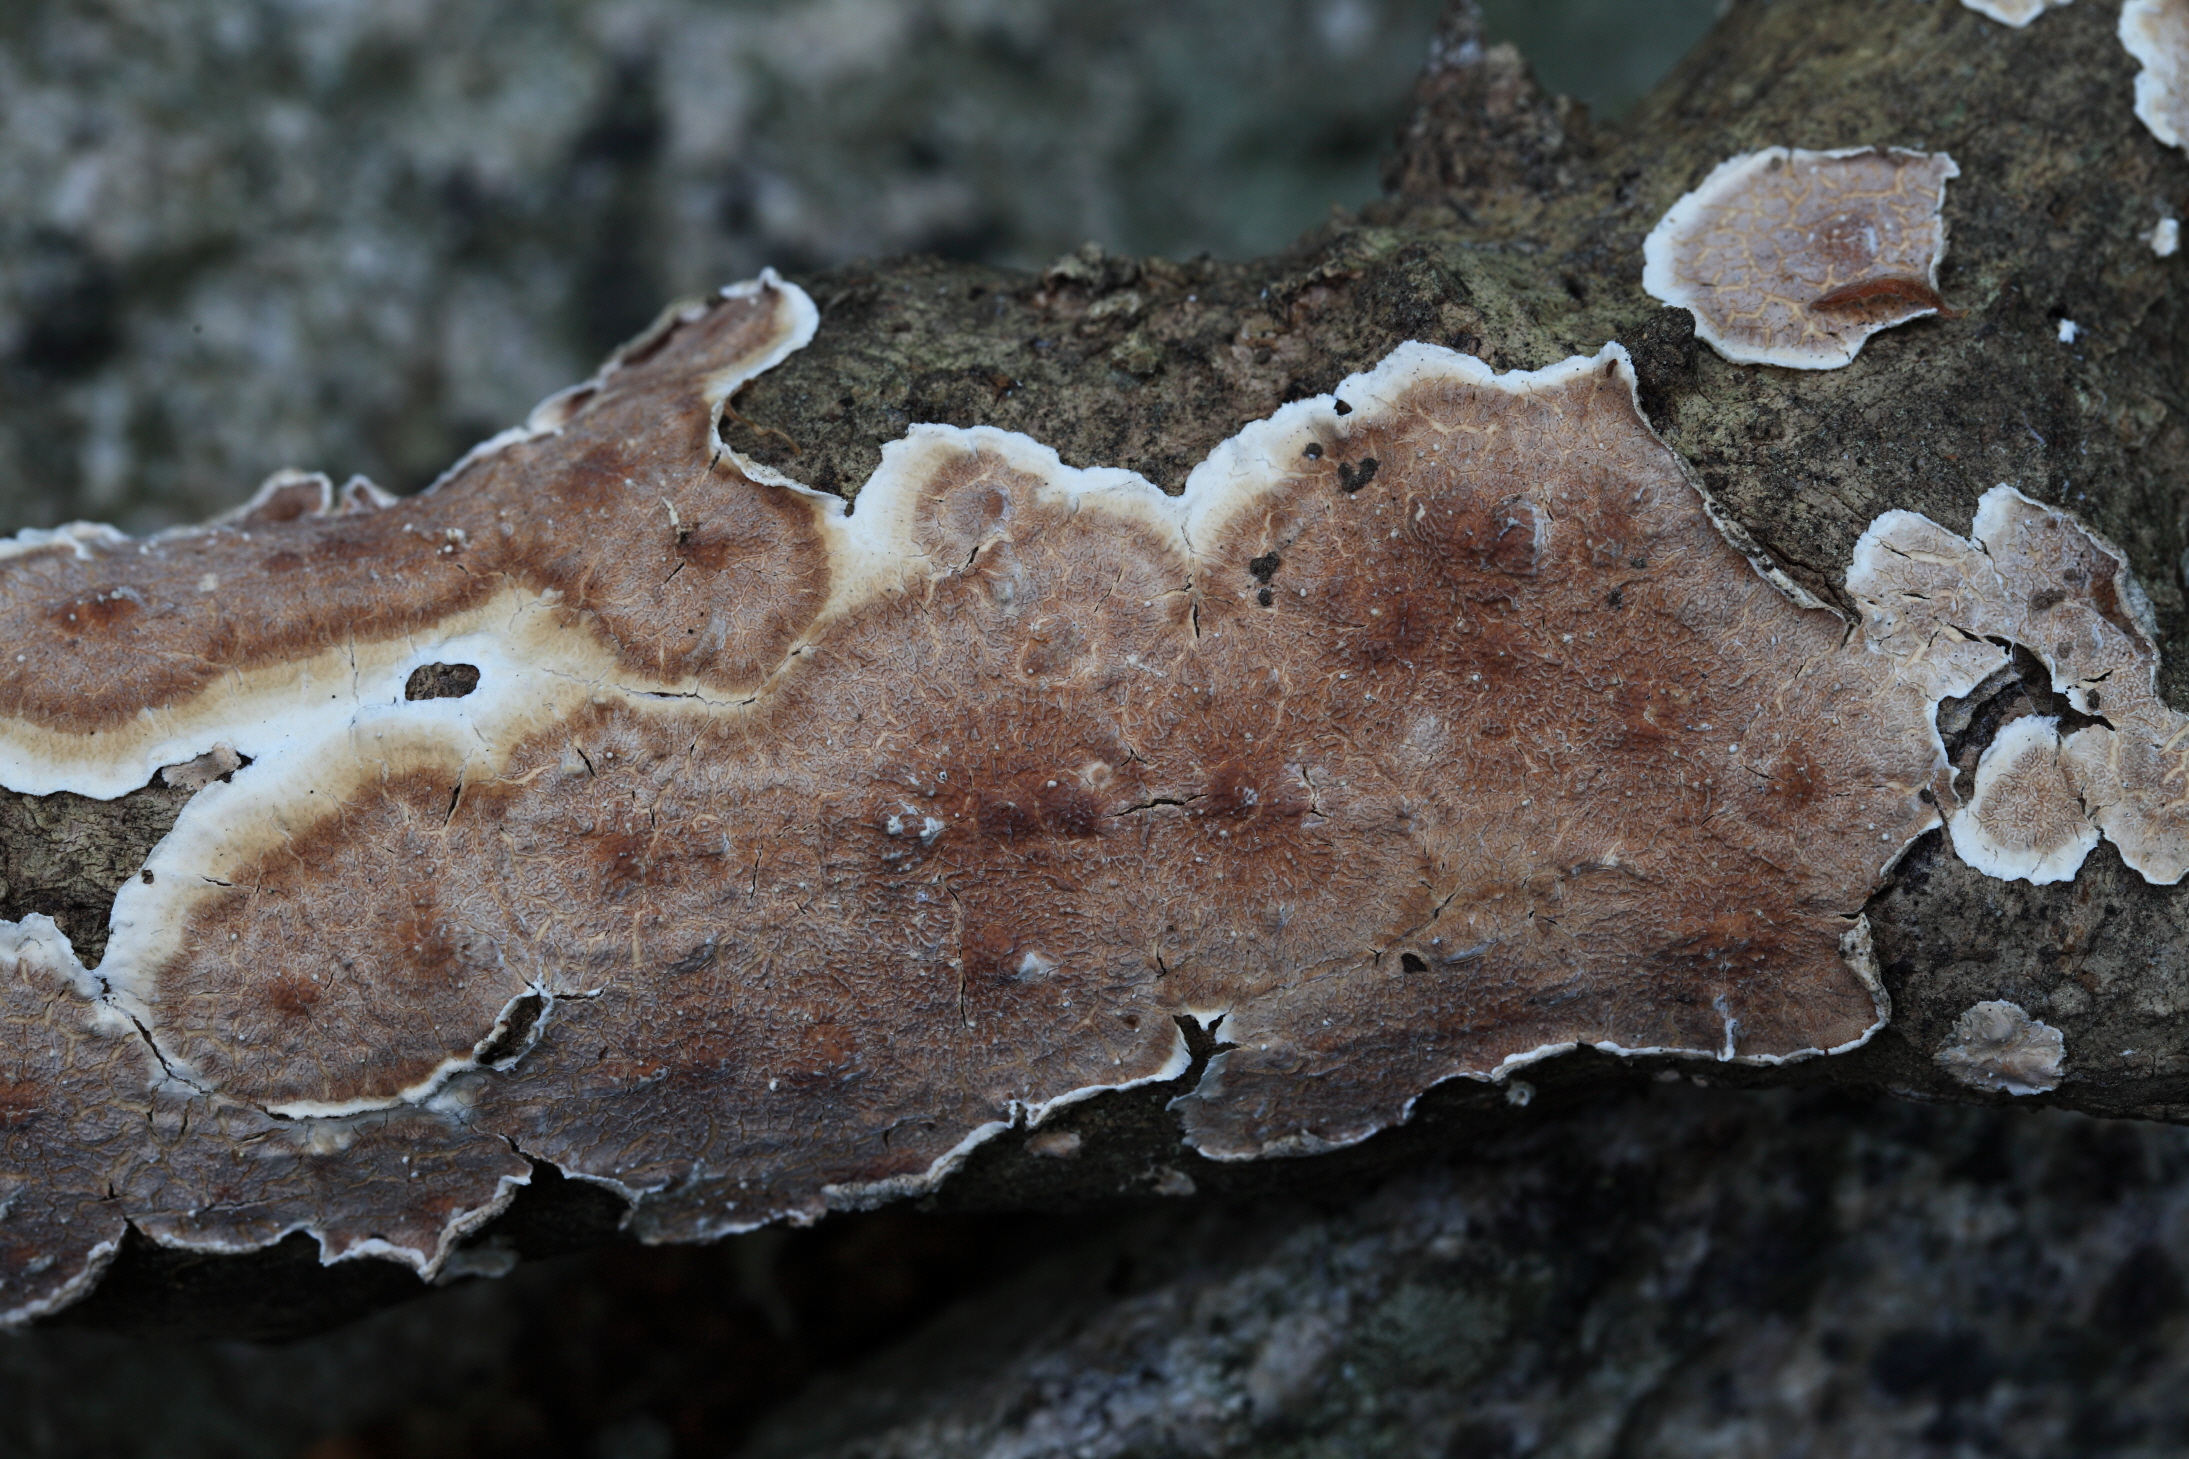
top-left (1935, 1000), bottom-right (2066, 1095)
top-left (1642, 147), bottom-right (1960, 369)
top-left (1, 269), bottom-right (2182, 1322)
top-left (1851, 484), bottom-right (2189, 887)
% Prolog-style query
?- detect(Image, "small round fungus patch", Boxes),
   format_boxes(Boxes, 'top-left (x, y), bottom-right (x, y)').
top-left (2123, 0), bottom-right (2189, 149)
top-left (1934, 1000), bottom-right (2065, 1095)
top-left (1642, 147), bottom-right (1960, 369)
top-left (1946, 714), bottom-right (2098, 884)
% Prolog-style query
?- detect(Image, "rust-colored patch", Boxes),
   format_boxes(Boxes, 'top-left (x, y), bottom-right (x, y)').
top-left (1809, 277), bottom-right (1959, 320)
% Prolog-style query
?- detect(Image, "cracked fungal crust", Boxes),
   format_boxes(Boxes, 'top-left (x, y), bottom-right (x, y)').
top-left (0, 271), bottom-right (2031, 1321)
top-left (2123, 0), bottom-right (2189, 150)
top-left (1852, 484), bottom-right (2189, 886)
top-left (1641, 148), bottom-right (1960, 370)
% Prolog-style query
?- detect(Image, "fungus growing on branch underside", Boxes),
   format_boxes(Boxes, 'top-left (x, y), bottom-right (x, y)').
top-left (2122, 0), bottom-right (2189, 150)
top-left (0, 270), bottom-right (2176, 1325)
top-left (1642, 147), bottom-right (1960, 368)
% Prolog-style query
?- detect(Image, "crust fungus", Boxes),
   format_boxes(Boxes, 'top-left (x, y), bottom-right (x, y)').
top-left (1947, 716), bottom-right (2099, 884)
top-left (0, 263), bottom-right (2154, 1323)
top-left (1641, 147), bottom-right (1960, 369)
top-left (1851, 483), bottom-right (2189, 886)
top-left (2122, 0), bottom-right (2189, 150)
top-left (1934, 1000), bottom-right (2065, 1095)
top-left (1958, 0), bottom-right (2071, 26)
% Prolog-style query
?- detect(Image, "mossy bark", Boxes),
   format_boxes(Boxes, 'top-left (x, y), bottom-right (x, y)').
top-left (21, 0), bottom-right (2189, 1334)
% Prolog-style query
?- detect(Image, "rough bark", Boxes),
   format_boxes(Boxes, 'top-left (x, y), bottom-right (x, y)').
top-left (744, 1086), bottom-right (2189, 1458)
top-left (10, 0), bottom-right (2189, 1335)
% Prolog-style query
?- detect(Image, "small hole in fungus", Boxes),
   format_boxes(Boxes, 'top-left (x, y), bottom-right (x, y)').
top-left (1400, 952), bottom-right (1428, 973)
top-left (1333, 400), bottom-right (1353, 415)
top-left (1303, 442), bottom-right (1324, 459)
top-left (405, 662), bottom-right (482, 701)
top-left (140, 869), bottom-right (154, 884)
top-left (476, 993), bottom-right (547, 1068)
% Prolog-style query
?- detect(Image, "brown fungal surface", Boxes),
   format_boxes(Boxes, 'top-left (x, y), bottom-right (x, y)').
top-left (1641, 147), bottom-right (1960, 369)
top-left (9, 268), bottom-right (2160, 1322)
top-left (2123, 0), bottom-right (2189, 150)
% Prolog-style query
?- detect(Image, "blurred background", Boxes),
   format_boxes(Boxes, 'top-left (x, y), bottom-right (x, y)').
top-left (0, 0), bottom-right (1718, 534)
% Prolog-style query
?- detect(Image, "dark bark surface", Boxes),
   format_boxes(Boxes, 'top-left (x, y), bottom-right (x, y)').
top-left (7, 0), bottom-right (2189, 1336)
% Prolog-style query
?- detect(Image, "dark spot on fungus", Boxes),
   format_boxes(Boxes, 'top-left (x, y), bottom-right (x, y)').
top-left (1257, 587), bottom-right (1275, 607)
top-left (1336, 458), bottom-right (1380, 494)
top-left (1302, 442), bottom-right (1324, 459)
top-left (1400, 952), bottom-right (1428, 973)
top-left (2029, 587), bottom-right (2067, 612)
top-left (405, 663), bottom-right (482, 701)
top-left (1248, 552), bottom-right (1282, 583)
